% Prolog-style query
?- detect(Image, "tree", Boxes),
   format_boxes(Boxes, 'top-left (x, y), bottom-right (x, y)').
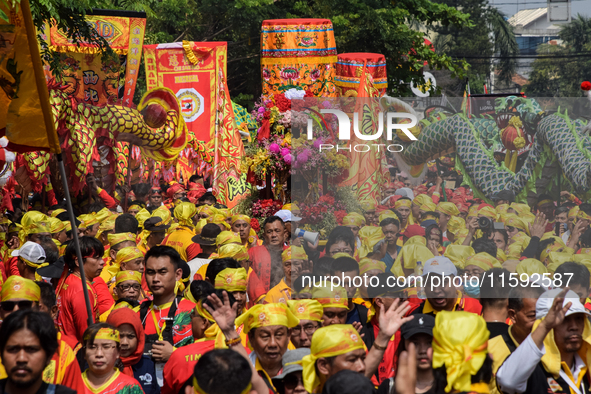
top-left (432, 0), bottom-right (518, 94)
top-left (118, 0), bottom-right (473, 101)
top-left (525, 14), bottom-right (591, 97)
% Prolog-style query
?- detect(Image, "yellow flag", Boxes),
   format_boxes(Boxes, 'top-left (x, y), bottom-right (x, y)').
top-left (0, 0), bottom-right (59, 153)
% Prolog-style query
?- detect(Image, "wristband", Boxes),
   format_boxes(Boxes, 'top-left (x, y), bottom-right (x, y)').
top-left (225, 337), bottom-right (241, 347)
top-left (373, 341), bottom-right (388, 351)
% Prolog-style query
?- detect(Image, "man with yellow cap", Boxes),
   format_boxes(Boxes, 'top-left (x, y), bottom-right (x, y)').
top-left (497, 288), bottom-right (591, 394)
top-left (138, 216), bottom-right (170, 254)
top-left (235, 303), bottom-right (299, 389)
top-left (79, 213), bottom-right (99, 237)
top-left (301, 297), bottom-right (414, 394)
top-left (231, 214), bottom-right (262, 250)
top-left (48, 217), bottom-right (68, 250)
top-left (312, 286), bottom-right (349, 327)
top-left (288, 299), bottom-right (323, 348)
top-left (111, 270), bottom-right (144, 313)
top-left (436, 202), bottom-right (459, 240)
top-left (162, 201), bottom-right (201, 261)
top-left (360, 200), bottom-right (378, 226)
top-left (0, 276), bottom-right (86, 393)
top-left (214, 267), bottom-right (249, 315)
top-left (342, 212), bottom-right (365, 251)
top-left (394, 197), bottom-right (414, 230)
top-left (101, 232), bottom-right (137, 284)
top-left (265, 246), bottom-right (307, 304)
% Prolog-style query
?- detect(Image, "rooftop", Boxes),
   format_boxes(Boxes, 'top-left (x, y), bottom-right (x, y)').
top-left (508, 7), bottom-right (547, 27)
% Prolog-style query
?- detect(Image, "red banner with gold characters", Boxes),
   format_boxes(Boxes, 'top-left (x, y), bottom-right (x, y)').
top-left (41, 10), bottom-right (146, 107)
top-left (143, 41), bottom-right (247, 208)
top-left (143, 41), bottom-right (219, 145)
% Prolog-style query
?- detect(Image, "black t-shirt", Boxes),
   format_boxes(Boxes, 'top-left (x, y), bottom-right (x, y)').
top-left (0, 380), bottom-right (76, 394)
top-left (486, 321), bottom-right (509, 339)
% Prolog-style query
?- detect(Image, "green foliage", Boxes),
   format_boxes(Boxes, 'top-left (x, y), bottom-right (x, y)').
top-left (114, 0), bottom-right (473, 100)
top-left (0, 0), bottom-right (113, 77)
top-left (13, 0), bottom-right (476, 99)
top-left (525, 15), bottom-right (591, 97)
top-left (432, 0), bottom-right (518, 88)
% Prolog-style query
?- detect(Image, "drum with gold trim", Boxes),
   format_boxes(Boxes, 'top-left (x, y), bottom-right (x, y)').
top-left (335, 53), bottom-right (387, 97)
top-left (261, 18), bottom-right (337, 97)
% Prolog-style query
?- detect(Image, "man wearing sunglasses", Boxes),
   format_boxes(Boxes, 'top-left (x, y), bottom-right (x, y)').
top-left (0, 277), bottom-right (86, 393)
top-left (272, 348), bottom-right (310, 394)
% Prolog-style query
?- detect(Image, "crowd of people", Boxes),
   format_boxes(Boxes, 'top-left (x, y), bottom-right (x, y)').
top-left (2, 169), bottom-right (591, 394)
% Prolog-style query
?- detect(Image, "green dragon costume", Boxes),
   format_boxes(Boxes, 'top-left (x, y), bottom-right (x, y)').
top-left (17, 81), bottom-right (213, 194)
top-left (394, 96), bottom-right (591, 201)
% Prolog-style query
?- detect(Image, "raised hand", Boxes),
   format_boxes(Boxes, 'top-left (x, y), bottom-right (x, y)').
top-left (395, 342), bottom-right (417, 394)
top-left (378, 298), bottom-right (414, 338)
top-left (528, 212), bottom-right (548, 239)
top-left (203, 291), bottom-right (238, 333)
top-left (541, 288), bottom-right (572, 331)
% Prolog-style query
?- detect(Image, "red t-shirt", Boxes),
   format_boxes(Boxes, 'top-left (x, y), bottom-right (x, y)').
top-left (91, 277), bottom-right (115, 316)
top-left (56, 274), bottom-right (99, 342)
top-left (161, 339), bottom-right (216, 394)
top-left (140, 298), bottom-right (195, 348)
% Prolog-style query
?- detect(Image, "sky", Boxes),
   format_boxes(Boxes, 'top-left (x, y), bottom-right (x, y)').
top-left (492, 0), bottom-right (590, 19)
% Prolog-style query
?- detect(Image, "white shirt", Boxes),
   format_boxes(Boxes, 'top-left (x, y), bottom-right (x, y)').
top-left (497, 334), bottom-right (587, 394)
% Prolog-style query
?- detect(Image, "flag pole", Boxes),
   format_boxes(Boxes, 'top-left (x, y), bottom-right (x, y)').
top-left (57, 154), bottom-right (94, 326)
top-left (20, 0), bottom-right (94, 326)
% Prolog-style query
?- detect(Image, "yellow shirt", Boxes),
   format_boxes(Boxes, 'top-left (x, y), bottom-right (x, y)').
top-left (162, 226), bottom-right (196, 261)
top-left (422, 290), bottom-right (462, 315)
top-left (265, 278), bottom-right (291, 304)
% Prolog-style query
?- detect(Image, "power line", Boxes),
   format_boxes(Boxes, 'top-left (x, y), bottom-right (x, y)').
top-left (452, 52), bottom-right (591, 58)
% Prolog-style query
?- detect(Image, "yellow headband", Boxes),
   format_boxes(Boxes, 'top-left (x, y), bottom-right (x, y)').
top-left (301, 324), bottom-right (365, 393)
top-left (432, 311), bottom-right (489, 393)
top-left (395, 199), bottom-right (412, 209)
top-left (108, 232), bottom-right (136, 247)
top-left (282, 246), bottom-right (308, 262)
top-left (360, 200), bottom-right (376, 212)
top-left (1, 276), bottom-right (40, 302)
top-left (234, 303), bottom-right (299, 334)
top-left (358, 257), bottom-right (386, 275)
top-left (446, 216), bottom-right (465, 236)
top-left (95, 208), bottom-right (112, 223)
top-left (47, 217), bottom-right (66, 234)
top-left (311, 286), bottom-right (348, 309)
top-left (135, 209), bottom-right (151, 228)
top-left (287, 299), bottom-right (323, 322)
top-left (85, 327), bottom-right (120, 343)
top-left (115, 270), bottom-right (142, 286)
top-left (128, 205), bottom-right (141, 212)
top-left (501, 213), bottom-right (527, 232)
top-left (540, 241), bottom-right (565, 263)
top-left (216, 231), bottom-right (241, 247)
top-left (516, 258), bottom-right (548, 277)
top-left (420, 201), bottom-right (437, 212)
top-left (510, 202), bottom-right (531, 215)
top-left (437, 202), bottom-right (459, 217)
top-left (231, 214), bottom-right (250, 225)
top-left (174, 202), bottom-right (198, 227)
top-left (51, 209), bottom-right (66, 218)
top-left (79, 214), bottom-right (98, 228)
top-left (342, 213), bottom-right (365, 227)
top-left (413, 194), bottom-right (432, 207)
top-left (464, 252), bottom-right (500, 272)
top-left (115, 247), bottom-right (144, 265)
top-left (99, 215), bottom-right (117, 232)
top-left (569, 206), bottom-right (580, 218)
top-left (218, 244), bottom-right (249, 261)
top-left (443, 245), bottom-right (474, 269)
top-left (578, 210), bottom-right (591, 222)
top-left (152, 206), bottom-right (172, 225)
top-left (214, 268), bottom-right (248, 292)
top-left (477, 206), bottom-right (497, 219)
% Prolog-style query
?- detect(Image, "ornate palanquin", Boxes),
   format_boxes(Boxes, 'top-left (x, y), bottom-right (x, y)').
top-left (261, 18), bottom-right (337, 97)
